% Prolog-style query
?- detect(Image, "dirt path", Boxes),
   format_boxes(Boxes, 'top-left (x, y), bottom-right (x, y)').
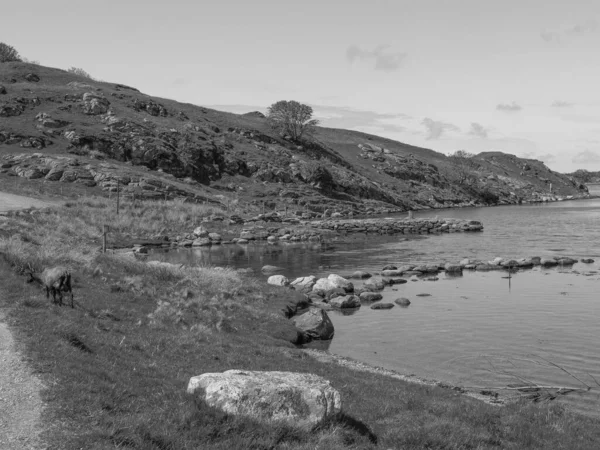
top-left (0, 313), bottom-right (45, 449)
top-left (0, 192), bottom-right (54, 213)
top-left (0, 192), bottom-right (48, 448)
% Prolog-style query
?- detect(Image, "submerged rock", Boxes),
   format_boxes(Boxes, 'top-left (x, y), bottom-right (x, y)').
top-left (359, 292), bottom-right (383, 302)
top-left (187, 370), bottom-right (341, 428)
top-left (261, 265), bottom-right (285, 273)
top-left (370, 302), bottom-right (394, 310)
top-left (394, 298), bottom-right (411, 306)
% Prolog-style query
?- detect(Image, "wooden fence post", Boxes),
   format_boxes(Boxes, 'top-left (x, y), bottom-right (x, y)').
top-left (102, 225), bottom-right (109, 253)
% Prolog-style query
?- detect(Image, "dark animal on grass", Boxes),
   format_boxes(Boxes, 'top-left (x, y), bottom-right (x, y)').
top-left (25, 266), bottom-right (74, 308)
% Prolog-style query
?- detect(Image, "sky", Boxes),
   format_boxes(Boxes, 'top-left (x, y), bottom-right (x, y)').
top-left (6, 0), bottom-right (600, 172)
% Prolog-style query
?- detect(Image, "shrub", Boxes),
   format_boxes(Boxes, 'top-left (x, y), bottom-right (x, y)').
top-left (479, 189), bottom-right (499, 204)
top-left (67, 67), bottom-right (93, 79)
top-left (0, 42), bottom-right (22, 63)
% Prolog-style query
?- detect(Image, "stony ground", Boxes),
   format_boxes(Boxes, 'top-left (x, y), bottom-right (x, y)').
top-left (0, 312), bottom-right (45, 450)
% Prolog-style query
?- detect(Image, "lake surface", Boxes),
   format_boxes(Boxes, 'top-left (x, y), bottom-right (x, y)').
top-left (154, 194), bottom-right (600, 416)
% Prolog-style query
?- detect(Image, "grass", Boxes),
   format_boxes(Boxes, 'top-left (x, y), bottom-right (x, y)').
top-left (2, 202), bottom-right (600, 448)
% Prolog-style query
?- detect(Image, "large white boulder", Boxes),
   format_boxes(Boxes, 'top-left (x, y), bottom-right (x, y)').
top-left (267, 275), bottom-right (290, 286)
top-left (187, 370), bottom-right (341, 428)
top-left (327, 274), bottom-right (354, 292)
top-left (290, 275), bottom-right (317, 290)
top-left (313, 274), bottom-right (353, 292)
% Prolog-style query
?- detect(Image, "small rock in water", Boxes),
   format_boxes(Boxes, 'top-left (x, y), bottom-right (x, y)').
top-left (359, 292), bottom-right (383, 302)
top-left (262, 265), bottom-right (285, 273)
top-left (382, 265), bottom-right (398, 271)
top-left (416, 293), bottom-right (431, 297)
top-left (394, 298), bottom-right (411, 307)
top-left (370, 302), bottom-right (394, 310)
top-left (581, 258), bottom-right (595, 264)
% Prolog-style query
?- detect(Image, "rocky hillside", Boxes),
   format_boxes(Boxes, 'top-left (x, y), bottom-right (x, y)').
top-left (0, 61), bottom-right (588, 216)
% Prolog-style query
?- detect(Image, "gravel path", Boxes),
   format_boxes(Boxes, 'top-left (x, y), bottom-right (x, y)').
top-left (0, 312), bottom-right (45, 449)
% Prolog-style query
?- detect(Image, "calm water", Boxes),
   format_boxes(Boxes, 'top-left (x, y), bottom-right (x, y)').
top-left (155, 193), bottom-right (600, 416)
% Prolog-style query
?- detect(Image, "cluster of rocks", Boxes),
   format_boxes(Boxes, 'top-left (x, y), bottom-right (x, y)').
top-left (0, 153), bottom-right (209, 202)
top-left (311, 217), bottom-right (484, 235)
top-left (174, 224), bottom-right (326, 247)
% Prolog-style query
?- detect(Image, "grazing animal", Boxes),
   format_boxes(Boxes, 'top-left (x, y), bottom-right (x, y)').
top-left (25, 266), bottom-right (74, 308)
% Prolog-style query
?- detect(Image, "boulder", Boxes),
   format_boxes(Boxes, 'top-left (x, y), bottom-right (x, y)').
top-left (540, 258), bottom-right (558, 267)
top-left (381, 269), bottom-right (403, 277)
top-left (444, 263), bottom-right (463, 273)
top-left (329, 295), bottom-right (361, 309)
top-left (359, 292), bottom-right (383, 302)
top-left (313, 277), bottom-right (337, 292)
top-left (349, 270), bottom-right (372, 279)
top-left (397, 265), bottom-right (415, 273)
top-left (267, 275), bottom-right (290, 286)
top-left (82, 92), bottom-right (110, 115)
top-left (327, 274), bottom-right (353, 292)
top-left (208, 232), bottom-right (222, 241)
top-left (193, 226), bottom-right (208, 237)
top-left (582, 258), bottom-right (595, 264)
top-left (556, 257), bottom-right (577, 265)
top-left (25, 73), bottom-right (40, 82)
top-left (394, 298), bottom-right (411, 307)
top-left (364, 278), bottom-right (385, 291)
top-left (187, 370), bottom-right (341, 429)
top-left (292, 308), bottom-right (334, 340)
top-left (382, 264), bottom-right (397, 271)
top-left (0, 85), bottom-right (6, 95)
top-left (291, 276), bottom-right (317, 290)
top-left (261, 265), bottom-right (284, 273)
top-left (192, 237), bottom-right (211, 246)
top-left (326, 288), bottom-right (347, 300)
top-left (371, 303), bottom-right (394, 310)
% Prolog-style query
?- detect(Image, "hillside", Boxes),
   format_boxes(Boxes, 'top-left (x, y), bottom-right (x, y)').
top-left (0, 62), bottom-right (588, 216)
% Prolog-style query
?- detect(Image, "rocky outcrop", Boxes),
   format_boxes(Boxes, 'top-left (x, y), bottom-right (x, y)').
top-left (187, 370), bottom-right (341, 428)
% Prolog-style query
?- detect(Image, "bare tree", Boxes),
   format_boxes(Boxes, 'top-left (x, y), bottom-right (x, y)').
top-left (267, 100), bottom-right (319, 141)
top-left (449, 150), bottom-right (478, 186)
top-left (0, 42), bottom-right (22, 63)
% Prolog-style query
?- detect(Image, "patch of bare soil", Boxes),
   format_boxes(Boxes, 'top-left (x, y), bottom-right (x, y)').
top-left (0, 192), bottom-right (53, 213)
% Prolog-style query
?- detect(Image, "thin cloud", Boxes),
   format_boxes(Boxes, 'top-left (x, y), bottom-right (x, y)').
top-left (468, 122), bottom-right (488, 138)
top-left (541, 20), bottom-right (598, 43)
top-left (572, 150), bottom-right (600, 164)
top-left (421, 118), bottom-right (459, 140)
top-left (566, 20), bottom-right (598, 35)
top-left (540, 31), bottom-right (560, 43)
top-left (551, 100), bottom-right (573, 108)
top-left (537, 153), bottom-right (557, 163)
top-left (496, 102), bottom-right (522, 112)
top-left (346, 45), bottom-right (407, 72)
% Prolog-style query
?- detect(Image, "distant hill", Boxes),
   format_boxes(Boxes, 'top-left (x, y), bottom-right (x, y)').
top-left (0, 61), bottom-right (588, 216)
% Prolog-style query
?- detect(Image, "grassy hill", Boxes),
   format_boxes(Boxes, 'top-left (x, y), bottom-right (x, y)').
top-left (0, 61), bottom-right (588, 216)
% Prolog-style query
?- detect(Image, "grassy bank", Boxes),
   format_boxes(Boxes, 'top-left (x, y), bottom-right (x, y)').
top-left (2, 200), bottom-right (600, 449)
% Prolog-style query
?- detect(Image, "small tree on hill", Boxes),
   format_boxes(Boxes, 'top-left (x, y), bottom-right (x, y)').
top-left (267, 100), bottom-right (319, 141)
top-left (449, 150), bottom-right (478, 186)
top-left (0, 42), bottom-right (22, 63)
top-left (67, 67), bottom-right (93, 79)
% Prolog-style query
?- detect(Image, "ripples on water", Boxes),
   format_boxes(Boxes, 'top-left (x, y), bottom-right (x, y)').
top-left (155, 197), bottom-right (600, 416)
